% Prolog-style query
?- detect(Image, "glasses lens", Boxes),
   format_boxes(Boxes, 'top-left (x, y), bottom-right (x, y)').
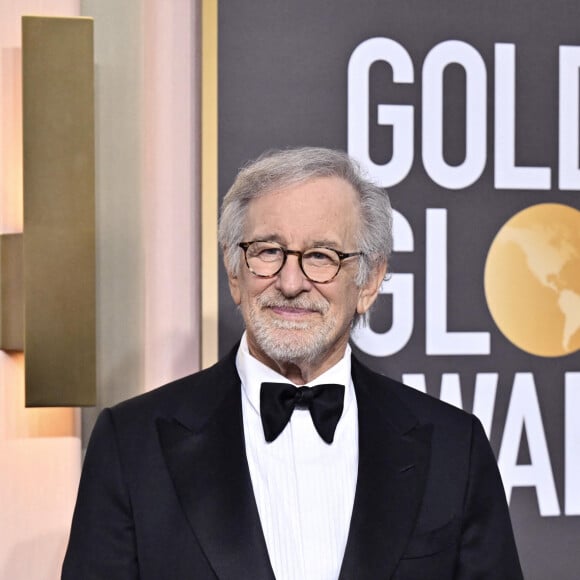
top-left (302, 248), bottom-right (341, 282)
top-left (245, 241), bottom-right (284, 276)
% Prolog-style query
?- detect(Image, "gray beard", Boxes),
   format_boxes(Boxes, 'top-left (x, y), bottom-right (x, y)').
top-left (250, 316), bottom-right (333, 365)
top-left (247, 293), bottom-right (336, 365)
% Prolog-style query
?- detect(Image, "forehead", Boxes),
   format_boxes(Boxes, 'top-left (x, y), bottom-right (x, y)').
top-left (244, 176), bottom-right (361, 246)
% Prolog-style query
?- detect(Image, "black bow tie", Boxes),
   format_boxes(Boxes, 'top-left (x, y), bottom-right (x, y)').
top-left (260, 382), bottom-right (345, 444)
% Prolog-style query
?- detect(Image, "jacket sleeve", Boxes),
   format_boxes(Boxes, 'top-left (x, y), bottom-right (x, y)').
top-left (61, 408), bottom-right (139, 580)
top-left (454, 417), bottom-right (524, 579)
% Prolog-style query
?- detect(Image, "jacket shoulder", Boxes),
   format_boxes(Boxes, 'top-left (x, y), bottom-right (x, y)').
top-left (352, 356), bottom-right (476, 432)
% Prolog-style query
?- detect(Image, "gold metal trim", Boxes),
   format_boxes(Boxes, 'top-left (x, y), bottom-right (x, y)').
top-left (0, 234), bottom-right (23, 351)
top-left (22, 16), bottom-right (96, 406)
top-left (201, 0), bottom-right (219, 368)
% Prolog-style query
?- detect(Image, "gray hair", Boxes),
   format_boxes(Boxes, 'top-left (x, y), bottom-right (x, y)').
top-left (218, 147), bottom-right (393, 287)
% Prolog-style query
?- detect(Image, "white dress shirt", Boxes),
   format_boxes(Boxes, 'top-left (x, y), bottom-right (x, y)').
top-left (237, 333), bottom-right (358, 580)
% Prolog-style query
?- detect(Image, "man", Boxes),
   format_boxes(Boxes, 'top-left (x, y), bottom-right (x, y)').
top-left (62, 147), bottom-right (523, 579)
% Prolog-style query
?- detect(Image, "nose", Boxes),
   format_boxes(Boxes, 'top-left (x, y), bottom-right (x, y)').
top-left (274, 253), bottom-right (312, 297)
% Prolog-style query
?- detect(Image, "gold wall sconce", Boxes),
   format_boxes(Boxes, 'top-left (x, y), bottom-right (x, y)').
top-left (0, 16), bottom-right (96, 406)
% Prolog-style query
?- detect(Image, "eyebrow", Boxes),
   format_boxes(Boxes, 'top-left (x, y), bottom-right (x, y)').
top-left (251, 235), bottom-right (344, 250)
top-left (310, 239), bottom-right (343, 249)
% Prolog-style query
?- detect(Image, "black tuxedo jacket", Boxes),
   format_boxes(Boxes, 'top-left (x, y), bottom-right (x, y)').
top-left (62, 350), bottom-right (523, 579)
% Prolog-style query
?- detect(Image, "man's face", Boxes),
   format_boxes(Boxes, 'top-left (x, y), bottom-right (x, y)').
top-left (226, 176), bottom-right (386, 377)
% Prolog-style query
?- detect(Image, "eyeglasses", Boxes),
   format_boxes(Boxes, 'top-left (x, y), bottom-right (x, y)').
top-left (238, 240), bottom-right (363, 284)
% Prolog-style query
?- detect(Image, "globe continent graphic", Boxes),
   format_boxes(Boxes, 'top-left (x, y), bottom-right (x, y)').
top-left (484, 203), bottom-right (580, 357)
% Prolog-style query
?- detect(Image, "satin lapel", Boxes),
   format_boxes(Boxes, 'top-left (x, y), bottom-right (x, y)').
top-left (339, 359), bottom-right (432, 580)
top-left (157, 357), bottom-right (275, 580)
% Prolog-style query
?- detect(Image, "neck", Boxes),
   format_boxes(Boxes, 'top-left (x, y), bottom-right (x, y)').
top-left (247, 339), bottom-right (348, 385)
top-left (270, 361), bottom-right (320, 385)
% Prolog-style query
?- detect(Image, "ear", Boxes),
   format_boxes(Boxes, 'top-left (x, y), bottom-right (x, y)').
top-left (356, 261), bottom-right (387, 315)
top-left (224, 255), bottom-right (242, 305)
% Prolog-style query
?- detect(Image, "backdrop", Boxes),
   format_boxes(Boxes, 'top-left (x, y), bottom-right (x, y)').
top-left (215, 2), bottom-right (580, 577)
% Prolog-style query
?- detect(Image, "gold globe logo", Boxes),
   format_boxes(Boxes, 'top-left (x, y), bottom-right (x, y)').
top-left (484, 203), bottom-right (580, 357)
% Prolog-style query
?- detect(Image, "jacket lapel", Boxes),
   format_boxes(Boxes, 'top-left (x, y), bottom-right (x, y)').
top-left (339, 358), bottom-right (432, 580)
top-left (157, 353), bottom-right (275, 580)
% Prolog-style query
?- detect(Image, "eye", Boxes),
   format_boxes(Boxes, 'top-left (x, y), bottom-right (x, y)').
top-left (303, 248), bottom-right (339, 266)
top-left (260, 247), bottom-right (282, 258)
top-left (250, 243), bottom-right (283, 261)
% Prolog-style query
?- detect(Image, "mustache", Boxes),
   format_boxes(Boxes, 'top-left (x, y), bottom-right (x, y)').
top-left (256, 293), bottom-right (329, 314)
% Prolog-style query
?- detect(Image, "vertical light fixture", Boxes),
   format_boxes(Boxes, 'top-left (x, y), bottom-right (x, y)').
top-left (201, 0), bottom-right (219, 369)
top-left (0, 16), bottom-right (96, 406)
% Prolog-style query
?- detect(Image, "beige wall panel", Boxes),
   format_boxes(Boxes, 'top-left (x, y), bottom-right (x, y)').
top-left (79, 0), bottom-right (146, 436)
top-left (78, 0), bottom-right (201, 438)
top-left (142, 0), bottom-right (201, 390)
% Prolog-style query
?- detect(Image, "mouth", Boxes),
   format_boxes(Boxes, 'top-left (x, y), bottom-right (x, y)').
top-left (269, 305), bottom-right (319, 318)
top-left (256, 292), bottom-right (329, 322)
